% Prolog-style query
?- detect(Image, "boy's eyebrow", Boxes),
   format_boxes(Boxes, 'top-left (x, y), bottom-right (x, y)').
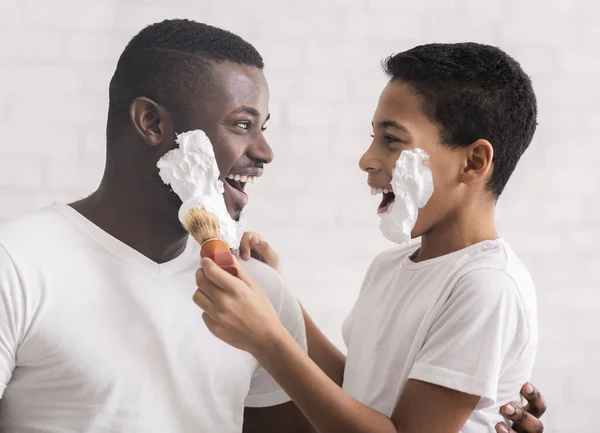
top-left (372, 120), bottom-right (411, 134)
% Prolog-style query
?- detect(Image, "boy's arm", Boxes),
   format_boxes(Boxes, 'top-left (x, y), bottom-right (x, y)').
top-left (252, 325), bottom-right (478, 433)
top-left (237, 232), bottom-right (347, 386)
top-left (235, 233), bottom-right (546, 433)
top-left (197, 258), bottom-right (483, 433)
top-left (301, 304), bottom-right (346, 387)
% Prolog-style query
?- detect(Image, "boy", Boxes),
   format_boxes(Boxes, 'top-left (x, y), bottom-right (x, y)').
top-left (195, 42), bottom-right (538, 433)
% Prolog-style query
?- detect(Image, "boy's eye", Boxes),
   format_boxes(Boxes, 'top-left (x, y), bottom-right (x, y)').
top-left (383, 134), bottom-right (399, 144)
top-left (371, 133), bottom-right (402, 145)
top-left (235, 122), bottom-right (250, 130)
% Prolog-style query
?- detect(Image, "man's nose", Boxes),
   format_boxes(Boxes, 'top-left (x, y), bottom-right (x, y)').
top-left (248, 134), bottom-right (274, 164)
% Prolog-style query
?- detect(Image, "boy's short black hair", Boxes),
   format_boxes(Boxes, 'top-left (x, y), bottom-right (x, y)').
top-left (383, 42), bottom-right (537, 198)
top-left (108, 19), bottom-right (264, 131)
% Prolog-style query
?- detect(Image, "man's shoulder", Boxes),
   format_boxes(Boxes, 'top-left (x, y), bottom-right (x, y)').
top-left (240, 258), bottom-right (289, 309)
top-left (0, 205), bottom-right (67, 253)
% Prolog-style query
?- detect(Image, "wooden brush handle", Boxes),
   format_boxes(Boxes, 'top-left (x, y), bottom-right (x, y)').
top-left (200, 239), bottom-right (238, 276)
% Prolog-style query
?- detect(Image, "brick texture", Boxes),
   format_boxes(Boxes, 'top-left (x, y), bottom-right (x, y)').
top-left (1, 0), bottom-right (598, 430)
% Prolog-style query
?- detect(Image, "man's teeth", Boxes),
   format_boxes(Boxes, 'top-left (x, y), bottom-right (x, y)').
top-left (226, 174), bottom-right (258, 184)
top-left (370, 187), bottom-right (392, 195)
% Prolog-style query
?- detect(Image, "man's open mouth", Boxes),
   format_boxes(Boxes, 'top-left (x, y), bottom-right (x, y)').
top-left (224, 173), bottom-right (257, 195)
top-left (371, 187), bottom-right (395, 214)
top-left (222, 172), bottom-right (260, 207)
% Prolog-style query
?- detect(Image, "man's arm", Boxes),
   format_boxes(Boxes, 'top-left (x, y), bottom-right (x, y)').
top-left (0, 244), bottom-right (27, 399)
top-left (243, 402), bottom-right (314, 433)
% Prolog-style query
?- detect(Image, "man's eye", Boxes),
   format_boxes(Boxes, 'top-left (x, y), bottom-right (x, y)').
top-left (236, 122), bottom-right (250, 130)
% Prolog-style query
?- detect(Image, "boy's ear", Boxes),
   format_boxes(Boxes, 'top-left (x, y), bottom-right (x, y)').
top-left (459, 139), bottom-right (494, 185)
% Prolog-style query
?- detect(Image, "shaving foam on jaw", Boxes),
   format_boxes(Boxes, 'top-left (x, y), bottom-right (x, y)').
top-left (157, 130), bottom-right (246, 249)
top-left (378, 148), bottom-right (434, 244)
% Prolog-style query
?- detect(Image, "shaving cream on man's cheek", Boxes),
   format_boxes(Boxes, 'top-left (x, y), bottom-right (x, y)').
top-left (157, 130), bottom-right (246, 249)
top-left (378, 148), bottom-right (434, 244)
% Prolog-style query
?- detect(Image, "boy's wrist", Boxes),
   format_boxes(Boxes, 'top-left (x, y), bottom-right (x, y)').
top-left (253, 324), bottom-right (294, 365)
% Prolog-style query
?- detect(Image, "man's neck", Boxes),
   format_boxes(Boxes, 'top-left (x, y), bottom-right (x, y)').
top-left (415, 200), bottom-right (498, 263)
top-left (70, 185), bottom-right (188, 264)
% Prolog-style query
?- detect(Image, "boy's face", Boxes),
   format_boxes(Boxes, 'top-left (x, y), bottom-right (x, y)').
top-left (359, 80), bottom-right (466, 238)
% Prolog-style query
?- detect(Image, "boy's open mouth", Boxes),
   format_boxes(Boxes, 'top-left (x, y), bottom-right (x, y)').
top-left (371, 187), bottom-right (395, 214)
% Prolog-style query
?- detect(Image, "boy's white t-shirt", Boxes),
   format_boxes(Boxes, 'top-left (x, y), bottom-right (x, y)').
top-left (0, 204), bottom-right (306, 433)
top-left (342, 239), bottom-right (538, 433)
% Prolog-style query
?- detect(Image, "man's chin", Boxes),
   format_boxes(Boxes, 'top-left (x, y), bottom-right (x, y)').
top-left (228, 205), bottom-right (244, 222)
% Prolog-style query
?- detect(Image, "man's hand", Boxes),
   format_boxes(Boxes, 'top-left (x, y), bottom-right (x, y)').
top-left (193, 257), bottom-right (287, 355)
top-left (237, 232), bottom-right (281, 274)
top-left (496, 382), bottom-right (547, 433)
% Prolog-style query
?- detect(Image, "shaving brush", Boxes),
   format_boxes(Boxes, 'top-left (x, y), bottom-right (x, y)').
top-left (183, 208), bottom-right (238, 276)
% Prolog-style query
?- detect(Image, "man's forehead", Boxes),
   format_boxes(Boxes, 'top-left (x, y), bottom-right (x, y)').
top-left (210, 62), bottom-right (268, 103)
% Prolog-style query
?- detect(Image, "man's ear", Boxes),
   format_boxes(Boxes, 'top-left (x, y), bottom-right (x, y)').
top-left (459, 139), bottom-right (494, 185)
top-left (129, 97), bottom-right (173, 147)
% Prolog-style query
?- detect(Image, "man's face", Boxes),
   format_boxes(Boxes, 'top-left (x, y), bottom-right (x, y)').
top-left (169, 62), bottom-right (273, 221)
top-left (359, 80), bottom-right (465, 238)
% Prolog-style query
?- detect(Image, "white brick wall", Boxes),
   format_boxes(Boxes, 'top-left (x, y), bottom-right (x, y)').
top-left (0, 0), bottom-right (598, 430)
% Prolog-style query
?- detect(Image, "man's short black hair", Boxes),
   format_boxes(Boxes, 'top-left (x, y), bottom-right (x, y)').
top-left (383, 42), bottom-right (537, 198)
top-left (108, 19), bottom-right (264, 131)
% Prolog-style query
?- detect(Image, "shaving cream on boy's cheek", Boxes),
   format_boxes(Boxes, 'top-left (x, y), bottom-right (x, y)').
top-left (378, 148), bottom-right (434, 244)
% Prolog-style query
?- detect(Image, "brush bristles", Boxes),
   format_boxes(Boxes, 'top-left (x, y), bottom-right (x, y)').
top-left (183, 207), bottom-right (221, 245)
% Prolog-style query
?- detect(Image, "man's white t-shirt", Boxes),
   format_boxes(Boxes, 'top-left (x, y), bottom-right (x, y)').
top-left (0, 204), bottom-right (306, 433)
top-left (342, 239), bottom-right (537, 433)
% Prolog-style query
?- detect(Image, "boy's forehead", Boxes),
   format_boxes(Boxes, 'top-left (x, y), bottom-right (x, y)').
top-left (373, 81), bottom-right (441, 139)
top-left (376, 81), bottom-right (422, 117)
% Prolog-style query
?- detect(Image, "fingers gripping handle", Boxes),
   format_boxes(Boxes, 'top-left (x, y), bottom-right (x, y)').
top-left (200, 239), bottom-right (238, 276)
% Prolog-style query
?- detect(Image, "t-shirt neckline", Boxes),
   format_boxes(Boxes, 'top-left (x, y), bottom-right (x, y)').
top-left (402, 238), bottom-right (503, 271)
top-left (52, 203), bottom-right (197, 277)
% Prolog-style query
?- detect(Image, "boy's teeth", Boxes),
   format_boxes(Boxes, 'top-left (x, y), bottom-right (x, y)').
top-left (240, 175), bottom-right (248, 183)
top-left (234, 174), bottom-right (241, 181)
top-left (370, 187), bottom-right (392, 195)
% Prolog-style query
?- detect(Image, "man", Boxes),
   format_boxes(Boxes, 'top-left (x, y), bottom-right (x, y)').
top-left (0, 19), bottom-right (544, 433)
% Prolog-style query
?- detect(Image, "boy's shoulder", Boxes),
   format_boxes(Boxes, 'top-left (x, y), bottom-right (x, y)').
top-left (456, 239), bottom-right (535, 289)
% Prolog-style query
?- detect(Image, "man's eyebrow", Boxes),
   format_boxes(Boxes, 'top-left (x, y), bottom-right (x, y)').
top-left (232, 106), bottom-right (260, 117)
top-left (371, 120), bottom-right (410, 134)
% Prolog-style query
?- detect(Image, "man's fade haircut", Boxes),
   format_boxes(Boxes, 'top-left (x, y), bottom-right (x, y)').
top-left (107, 19), bottom-right (264, 134)
top-left (383, 42), bottom-right (537, 198)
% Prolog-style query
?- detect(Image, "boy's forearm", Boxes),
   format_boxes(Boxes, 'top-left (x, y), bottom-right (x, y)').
top-left (300, 303), bottom-right (347, 387)
top-left (254, 329), bottom-right (397, 433)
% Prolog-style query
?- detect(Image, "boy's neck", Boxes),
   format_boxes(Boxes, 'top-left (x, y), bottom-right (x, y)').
top-left (414, 201), bottom-right (498, 263)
